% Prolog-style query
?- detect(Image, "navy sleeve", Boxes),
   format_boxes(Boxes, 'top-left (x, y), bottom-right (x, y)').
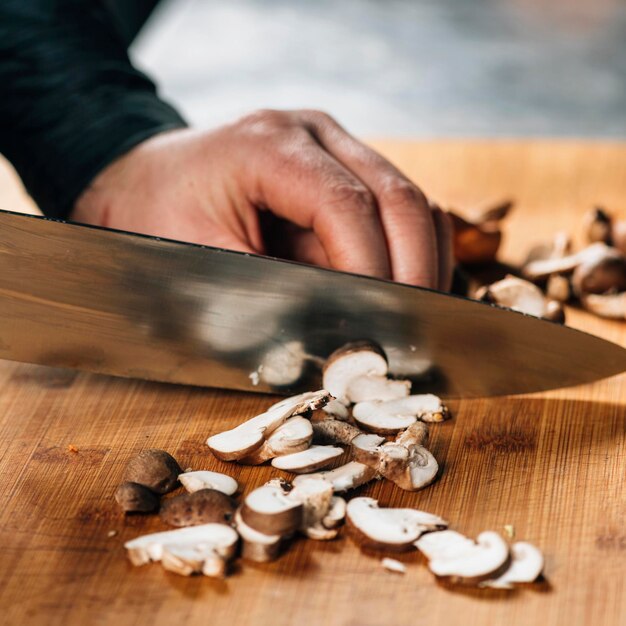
top-left (0, 0), bottom-right (187, 218)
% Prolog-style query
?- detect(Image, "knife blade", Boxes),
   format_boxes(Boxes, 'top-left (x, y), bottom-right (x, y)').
top-left (0, 209), bottom-right (624, 397)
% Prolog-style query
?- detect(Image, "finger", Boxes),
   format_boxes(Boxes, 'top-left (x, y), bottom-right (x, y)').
top-left (286, 227), bottom-right (332, 267)
top-left (300, 111), bottom-right (438, 288)
top-left (432, 206), bottom-right (454, 292)
top-left (251, 130), bottom-right (391, 278)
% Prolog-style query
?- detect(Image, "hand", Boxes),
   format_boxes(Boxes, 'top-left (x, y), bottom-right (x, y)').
top-left (72, 110), bottom-right (452, 290)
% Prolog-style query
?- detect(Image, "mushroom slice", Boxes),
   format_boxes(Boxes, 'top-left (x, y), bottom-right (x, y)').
top-left (234, 509), bottom-right (284, 563)
top-left (322, 341), bottom-right (388, 404)
top-left (312, 419), bottom-right (362, 445)
top-left (481, 542), bottom-right (544, 589)
top-left (271, 445), bottom-right (344, 473)
top-left (395, 422), bottom-right (429, 448)
top-left (292, 461), bottom-right (377, 493)
top-left (125, 523), bottom-right (239, 568)
top-left (581, 292), bottom-right (626, 319)
top-left (346, 497), bottom-right (448, 552)
top-left (415, 530), bottom-right (476, 560)
top-left (476, 276), bottom-right (547, 318)
top-left (523, 242), bottom-right (613, 281)
top-left (322, 399), bottom-right (351, 420)
top-left (571, 245), bottom-right (626, 296)
top-left (322, 496), bottom-right (347, 529)
top-left (178, 470), bottom-right (238, 496)
top-left (240, 482), bottom-right (303, 535)
top-left (207, 389), bottom-right (329, 461)
top-left (346, 375), bottom-right (411, 404)
top-left (381, 558), bottom-right (407, 574)
top-left (161, 542), bottom-right (235, 578)
top-left (353, 394), bottom-right (448, 434)
top-left (240, 416), bottom-right (313, 465)
top-left (419, 530), bottom-right (511, 585)
top-left (289, 477), bottom-right (338, 540)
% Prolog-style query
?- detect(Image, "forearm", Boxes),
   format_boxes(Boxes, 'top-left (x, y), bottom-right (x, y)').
top-left (0, 0), bottom-right (186, 218)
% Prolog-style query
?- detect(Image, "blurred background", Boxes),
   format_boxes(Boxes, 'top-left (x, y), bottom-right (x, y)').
top-left (131, 0), bottom-right (626, 137)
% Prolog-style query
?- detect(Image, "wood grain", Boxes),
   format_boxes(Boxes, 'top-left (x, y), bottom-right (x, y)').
top-left (0, 142), bottom-right (624, 626)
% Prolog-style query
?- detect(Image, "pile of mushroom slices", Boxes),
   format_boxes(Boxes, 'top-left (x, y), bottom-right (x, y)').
top-left (347, 497), bottom-right (544, 589)
top-left (472, 206), bottom-right (626, 322)
top-left (207, 341), bottom-right (451, 494)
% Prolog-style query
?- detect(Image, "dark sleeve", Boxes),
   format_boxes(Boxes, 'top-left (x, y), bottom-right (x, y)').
top-left (0, 0), bottom-right (187, 219)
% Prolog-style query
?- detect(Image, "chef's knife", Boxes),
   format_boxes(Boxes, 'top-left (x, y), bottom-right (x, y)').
top-left (0, 209), bottom-right (624, 397)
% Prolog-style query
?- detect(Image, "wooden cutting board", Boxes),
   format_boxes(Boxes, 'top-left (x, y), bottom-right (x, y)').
top-left (0, 141), bottom-right (624, 626)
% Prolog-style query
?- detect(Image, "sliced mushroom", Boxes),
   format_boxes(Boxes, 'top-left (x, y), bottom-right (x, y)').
top-left (381, 557), bottom-right (407, 574)
top-left (544, 299), bottom-right (566, 324)
top-left (323, 496), bottom-right (347, 529)
top-left (417, 530), bottom-right (510, 585)
top-left (258, 340), bottom-right (307, 387)
top-left (322, 399), bottom-right (351, 420)
top-left (292, 461), bottom-right (377, 493)
top-left (351, 435), bottom-right (438, 491)
top-left (584, 207), bottom-right (613, 245)
top-left (581, 292), bottom-right (626, 319)
top-left (207, 389), bottom-right (330, 461)
top-left (160, 489), bottom-right (236, 527)
top-left (239, 416), bottom-right (313, 465)
top-left (271, 445), bottom-right (344, 473)
top-left (346, 375), bottom-right (411, 403)
top-left (322, 341), bottom-right (388, 404)
top-left (178, 470), bottom-right (239, 496)
top-left (481, 542), bottom-right (544, 589)
top-left (125, 523), bottom-right (239, 568)
top-left (312, 419), bottom-right (363, 445)
top-left (289, 477), bottom-right (338, 540)
top-left (395, 422), bottom-right (429, 448)
top-left (346, 497), bottom-right (448, 552)
top-left (546, 273), bottom-right (571, 302)
top-left (234, 509), bottom-right (284, 563)
top-left (522, 231), bottom-right (571, 266)
top-left (523, 242), bottom-right (613, 281)
top-left (123, 449), bottom-right (182, 495)
top-left (449, 209), bottom-right (504, 266)
top-left (162, 542), bottom-right (235, 578)
top-left (571, 246), bottom-right (626, 296)
top-left (415, 530), bottom-right (476, 560)
top-left (115, 481), bottom-right (160, 513)
top-left (352, 394), bottom-right (448, 434)
top-left (476, 275), bottom-right (548, 318)
top-left (240, 481), bottom-right (303, 535)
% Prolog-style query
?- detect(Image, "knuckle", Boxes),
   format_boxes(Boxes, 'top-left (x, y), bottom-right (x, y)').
top-left (301, 109), bottom-right (334, 125)
top-left (237, 109), bottom-right (291, 136)
top-left (379, 179), bottom-right (424, 208)
top-left (325, 183), bottom-right (377, 217)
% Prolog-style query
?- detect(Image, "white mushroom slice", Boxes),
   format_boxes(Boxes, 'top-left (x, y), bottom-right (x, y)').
top-left (312, 419), bottom-right (363, 445)
top-left (161, 543), bottom-right (233, 578)
top-left (523, 242), bottom-right (612, 281)
top-left (234, 510), bottom-right (284, 563)
top-left (288, 478), bottom-right (337, 540)
top-left (240, 416), bottom-right (313, 465)
top-left (353, 394), bottom-right (448, 433)
top-left (322, 496), bottom-right (347, 529)
top-left (125, 523), bottom-right (239, 567)
top-left (292, 461), bottom-right (377, 492)
top-left (271, 445), bottom-right (344, 473)
top-left (421, 530), bottom-right (511, 585)
top-left (322, 399), bottom-right (350, 420)
top-left (395, 422), bottom-right (429, 448)
top-left (481, 542), bottom-right (544, 589)
top-left (415, 530), bottom-right (476, 560)
top-left (381, 558), bottom-right (407, 574)
top-left (240, 482), bottom-right (303, 535)
top-left (346, 497), bottom-right (448, 552)
top-left (581, 292), bottom-right (626, 319)
top-left (476, 276), bottom-right (547, 318)
top-left (346, 375), bottom-right (411, 403)
top-left (178, 470), bottom-right (239, 496)
top-left (350, 433), bottom-right (386, 466)
top-left (323, 341), bottom-right (388, 404)
top-left (207, 389), bottom-right (330, 461)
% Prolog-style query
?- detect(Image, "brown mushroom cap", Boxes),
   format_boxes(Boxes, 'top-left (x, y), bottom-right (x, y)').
top-left (160, 489), bottom-right (236, 527)
top-left (123, 449), bottom-right (182, 494)
top-left (115, 481), bottom-right (160, 513)
top-left (234, 509), bottom-right (284, 563)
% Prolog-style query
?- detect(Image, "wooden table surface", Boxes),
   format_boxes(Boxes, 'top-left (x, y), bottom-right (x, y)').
top-left (0, 141), bottom-right (624, 626)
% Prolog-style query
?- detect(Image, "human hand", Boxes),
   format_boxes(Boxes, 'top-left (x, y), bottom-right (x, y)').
top-left (72, 110), bottom-right (452, 290)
